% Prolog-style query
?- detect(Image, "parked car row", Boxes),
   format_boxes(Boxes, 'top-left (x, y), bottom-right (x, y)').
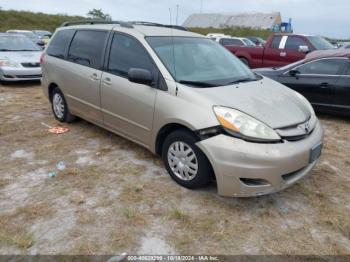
top-left (6, 30), bottom-right (52, 46)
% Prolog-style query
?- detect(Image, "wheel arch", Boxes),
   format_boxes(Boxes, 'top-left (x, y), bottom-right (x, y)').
top-left (155, 122), bottom-right (197, 156)
top-left (48, 82), bottom-right (58, 102)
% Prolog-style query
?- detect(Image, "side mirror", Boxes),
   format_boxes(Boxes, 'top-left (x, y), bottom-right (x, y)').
top-left (128, 68), bottom-right (153, 86)
top-left (298, 45), bottom-right (310, 53)
top-left (289, 69), bottom-right (300, 77)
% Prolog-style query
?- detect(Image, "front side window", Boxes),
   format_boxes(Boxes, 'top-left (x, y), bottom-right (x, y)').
top-left (285, 36), bottom-right (309, 51)
top-left (68, 30), bottom-right (108, 69)
top-left (146, 36), bottom-right (257, 87)
top-left (297, 59), bottom-right (347, 75)
top-left (47, 30), bottom-right (75, 58)
top-left (107, 33), bottom-right (156, 78)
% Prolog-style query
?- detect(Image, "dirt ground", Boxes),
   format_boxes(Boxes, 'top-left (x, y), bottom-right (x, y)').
top-left (0, 82), bottom-right (349, 256)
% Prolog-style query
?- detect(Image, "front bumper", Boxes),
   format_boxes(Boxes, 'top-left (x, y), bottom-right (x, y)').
top-left (196, 120), bottom-right (324, 197)
top-left (0, 67), bottom-right (42, 81)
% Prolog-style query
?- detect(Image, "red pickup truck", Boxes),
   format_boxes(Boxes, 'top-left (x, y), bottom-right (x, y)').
top-left (223, 33), bottom-right (334, 68)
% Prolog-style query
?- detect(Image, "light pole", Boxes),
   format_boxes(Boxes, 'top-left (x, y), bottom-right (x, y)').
top-left (200, 0), bottom-right (203, 13)
top-left (176, 4), bottom-right (179, 25)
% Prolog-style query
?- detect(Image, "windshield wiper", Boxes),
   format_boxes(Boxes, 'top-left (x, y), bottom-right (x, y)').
top-left (225, 77), bottom-right (260, 85)
top-left (178, 80), bottom-right (216, 88)
top-left (0, 49), bottom-right (12, 51)
top-left (12, 49), bottom-right (39, 51)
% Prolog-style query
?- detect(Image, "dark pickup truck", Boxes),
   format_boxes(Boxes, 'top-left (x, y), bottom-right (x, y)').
top-left (223, 33), bottom-right (334, 68)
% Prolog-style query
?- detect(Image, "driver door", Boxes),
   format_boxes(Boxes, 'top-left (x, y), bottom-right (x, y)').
top-left (100, 33), bottom-right (159, 147)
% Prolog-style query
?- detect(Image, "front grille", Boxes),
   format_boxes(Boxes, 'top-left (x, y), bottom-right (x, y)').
top-left (15, 74), bottom-right (42, 79)
top-left (21, 62), bottom-right (40, 68)
top-left (276, 116), bottom-right (316, 142)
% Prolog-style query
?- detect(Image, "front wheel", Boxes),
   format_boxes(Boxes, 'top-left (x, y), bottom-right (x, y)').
top-left (162, 130), bottom-right (212, 189)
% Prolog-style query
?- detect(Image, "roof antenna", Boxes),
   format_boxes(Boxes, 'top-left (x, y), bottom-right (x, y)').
top-left (169, 7), bottom-right (178, 96)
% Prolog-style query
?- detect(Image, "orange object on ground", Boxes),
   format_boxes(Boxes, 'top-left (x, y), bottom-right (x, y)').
top-left (48, 126), bottom-right (70, 134)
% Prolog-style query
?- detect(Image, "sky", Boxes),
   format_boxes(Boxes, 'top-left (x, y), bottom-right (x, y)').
top-left (0, 0), bottom-right (348, 38)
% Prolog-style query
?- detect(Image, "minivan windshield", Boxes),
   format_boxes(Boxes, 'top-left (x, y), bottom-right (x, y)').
top-left (0, 35), bottom-right (41, 51)
top-left (146, 36), bottom-right (258, 87)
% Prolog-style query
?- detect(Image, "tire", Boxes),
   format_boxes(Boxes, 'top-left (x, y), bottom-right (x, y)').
top-left (239, 58), bottom-right (250, 68)
top-left (51, 87), bottom-right (76, 123)
top-left (162, 129), bottom-right (212, 189)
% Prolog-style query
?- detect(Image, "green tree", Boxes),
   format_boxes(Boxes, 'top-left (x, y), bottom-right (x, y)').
top-left (87, 8), bottom-right (112, 21)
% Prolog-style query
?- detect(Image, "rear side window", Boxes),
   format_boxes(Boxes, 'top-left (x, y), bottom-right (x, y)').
top-left (221, 38), bottom-right (244, 46)
top-left (107, 33), bottom-right (156, 78)
top-left (298, 59), bottom-right (347, 75)
top-left (270, 36), bottom-right (282, 49)
top-left (68, 30), bottom-right (108, 69)
top-left (285, 36), bottom-right (309, 51)
top-left (47, 30), bottom-right (75, 58)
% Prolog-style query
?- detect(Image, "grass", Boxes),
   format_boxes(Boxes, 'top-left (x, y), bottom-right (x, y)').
top-left (0, 10), bottom-right (84, 32)
top-left (0, 203), bottom-right (53, 249)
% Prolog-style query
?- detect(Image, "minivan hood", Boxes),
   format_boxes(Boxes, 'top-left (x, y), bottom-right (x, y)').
top-left (0, 51), bottom-right (42, 64)
top-left (181, 77), bottom-right (310, 129)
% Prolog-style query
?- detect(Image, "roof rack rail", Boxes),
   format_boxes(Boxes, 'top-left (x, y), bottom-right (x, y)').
top-left (60, 20), bottom-right (133, 28)
top-left (129, 21), bottom-right (188, 31)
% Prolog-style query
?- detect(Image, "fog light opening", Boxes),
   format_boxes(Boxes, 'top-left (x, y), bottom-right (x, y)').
top-left (239, 178), bottom-right (270, 187)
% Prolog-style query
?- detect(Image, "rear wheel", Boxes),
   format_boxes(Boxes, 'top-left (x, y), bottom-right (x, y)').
top-left (162, 129), bottom-right (212, 189)
top-left (51, 87), bottom-right (76, 123)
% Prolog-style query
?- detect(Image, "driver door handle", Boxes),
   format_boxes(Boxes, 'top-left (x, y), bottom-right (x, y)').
top-left (90, 73), bottom-right (100, 81)
top-left (280, 52), bottom-right (287, 57)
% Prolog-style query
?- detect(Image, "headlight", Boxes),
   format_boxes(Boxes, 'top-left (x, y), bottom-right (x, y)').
top-left (0, 59), bottom-right (20, 67)
top-left (294, 92), bottom-right (315, 116)
top-left (213, 106), bottom-right (281, 142)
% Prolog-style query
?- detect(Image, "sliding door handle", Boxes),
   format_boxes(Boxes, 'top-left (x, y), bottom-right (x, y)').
top-left (103, 77), bottom-right (112, 86)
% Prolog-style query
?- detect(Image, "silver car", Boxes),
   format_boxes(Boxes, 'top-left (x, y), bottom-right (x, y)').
top-left (41, 21), bottom-right (324, 197)
top-left (0, 33), bottom-right (42, 82)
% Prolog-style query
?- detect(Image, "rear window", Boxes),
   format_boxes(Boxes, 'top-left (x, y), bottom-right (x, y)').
top-left (47, 30), bottom-right (75, 59)
top-left (221, 38), bottom-right (244, 46)
top-left (67, 30), bottom-right (108, 69)
top-left (270, 36), bottom-right (282, 49)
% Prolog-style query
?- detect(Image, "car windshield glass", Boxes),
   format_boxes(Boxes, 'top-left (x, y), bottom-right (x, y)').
top-left (242, 38), bottom-right (256, 46)
top-left (307, 36), bottom-right (334, 50)
top-left (0, 36), bottom-right (41, 51)
top-left (146, 36), bottom-right (257, 87)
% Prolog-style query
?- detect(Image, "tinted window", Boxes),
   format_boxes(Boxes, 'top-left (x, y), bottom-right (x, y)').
top-left (285, 36), bottom-right (309, 51)
top-left (68, 30), bottom-right (108, 69)
top-left (270, 36), bottom-right (282, 49)
top-left (221, 38), bottom-right (243, 46)
top-left (47, 30), bottom-right (75, 58)
top-left (298, 59), bottom-right (347, 75)
top-left (107, 33), bottom-right (156, 78)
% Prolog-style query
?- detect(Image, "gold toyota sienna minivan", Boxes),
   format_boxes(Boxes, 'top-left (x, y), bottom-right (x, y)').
top-left (41, 21), bottom-right (324, 197)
